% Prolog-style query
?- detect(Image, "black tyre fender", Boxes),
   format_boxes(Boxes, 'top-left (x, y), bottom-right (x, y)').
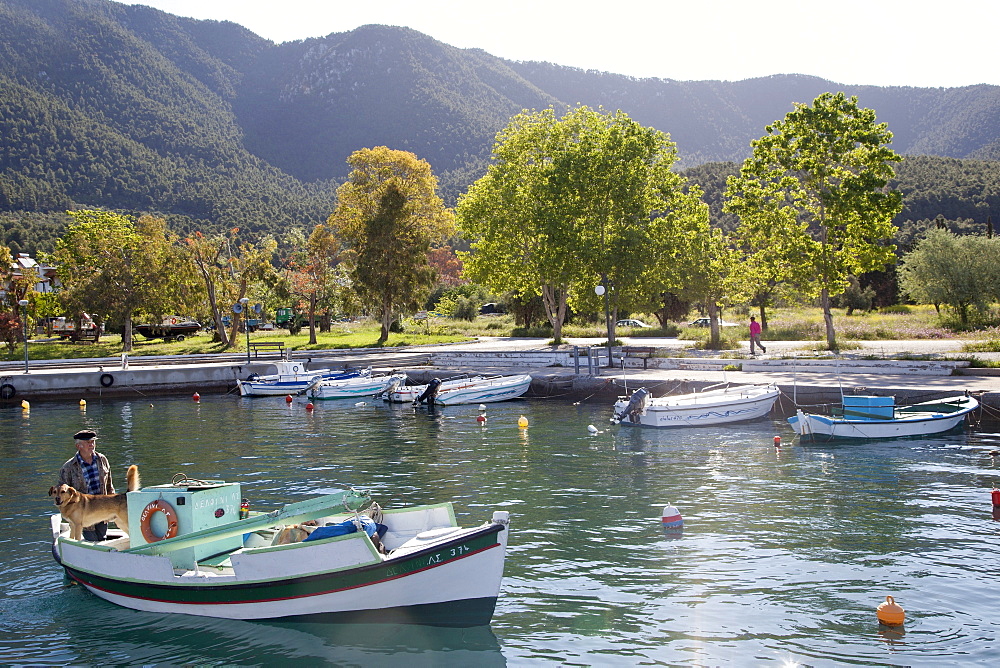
top-left (0, 383), bottom-right (15, 400)
top-left (99, 373), bottom-right (115, 387)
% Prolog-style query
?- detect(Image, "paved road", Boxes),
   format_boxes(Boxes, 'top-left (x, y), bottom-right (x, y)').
top-left (432, 335), bottom-right (998, 359)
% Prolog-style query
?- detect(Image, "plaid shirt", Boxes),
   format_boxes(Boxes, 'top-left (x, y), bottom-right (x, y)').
top-left (78, 452), bottom-right (102, 494)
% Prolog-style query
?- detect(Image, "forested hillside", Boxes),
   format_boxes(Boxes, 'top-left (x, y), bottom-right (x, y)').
top-left (1, 0), bottom-right (999, 260)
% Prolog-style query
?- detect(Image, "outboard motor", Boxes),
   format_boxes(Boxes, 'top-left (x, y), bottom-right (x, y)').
top-left (415, 378), bottom-right (443, 405)
top-left (612, 387), bottom-right (649, 424)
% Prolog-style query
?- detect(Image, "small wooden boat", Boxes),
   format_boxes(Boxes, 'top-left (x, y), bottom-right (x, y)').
top-left (611, 383), bottom-right (781, 427)
top-left (50, 481), bottom-right (510, 626)
top-left (788, 393), bottom-right (979, 441)
top-left (237, 361), bottom-right (360, 397)
top-left (308, 371), bottom-right (408, 400)
top-left (385, 374), bottom-right (532, 405)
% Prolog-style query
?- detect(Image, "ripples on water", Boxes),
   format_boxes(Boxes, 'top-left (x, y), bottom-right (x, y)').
top-left (2, 394), bottom-right (999, 665)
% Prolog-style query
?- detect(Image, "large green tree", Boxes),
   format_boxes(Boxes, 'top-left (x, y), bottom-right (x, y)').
top-left (51, 211), bottom-right (195, 351)
top-left (724, 92), bottom-right (902, 350)
top-left (899, 228), bottom-right (1000, 325)
top-left (458, 106), bottom-right (704, 344)
top-left (330, 147), bottom-right (454, 345)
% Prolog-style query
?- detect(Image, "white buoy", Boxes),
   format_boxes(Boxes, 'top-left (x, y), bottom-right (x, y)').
top-left (355, 401), bottom-right (366, 407)
top-left (587, 424), bottom-right (600, 434)
top-left (478, 404), bottom-right (487, 412)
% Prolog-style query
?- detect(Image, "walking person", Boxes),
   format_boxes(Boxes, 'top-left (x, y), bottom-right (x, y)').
top-left (749, 316), bottom-right (766, 355)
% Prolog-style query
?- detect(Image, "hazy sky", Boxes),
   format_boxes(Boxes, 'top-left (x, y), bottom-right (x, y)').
top-left (118, 0), bottom-right (998, 88)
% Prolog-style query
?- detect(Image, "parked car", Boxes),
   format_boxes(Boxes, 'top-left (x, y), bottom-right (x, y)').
top-left (616, 319), bottom-right (652, 328)
top-left (688, 317), bottom-right (739, 327)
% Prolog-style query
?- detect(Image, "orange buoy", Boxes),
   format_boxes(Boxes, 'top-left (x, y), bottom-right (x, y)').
top-left (774, 436), bottom-right (781, 447)
top-left (192, 392), bottom-right (200, 402)
top-left (877, 595), bottom-right (905, 626)
top-left (285, 395), bottom-right (293, 404)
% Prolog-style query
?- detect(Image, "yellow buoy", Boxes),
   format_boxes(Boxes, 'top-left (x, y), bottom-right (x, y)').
top-left (79, 399), bottom-right (87, 407)
top-left (518, 415), bottom-right (529, 428)
top-left (20, 399), bottom-right (29, 411)
top-left (877, 595), bottom-right (905, 626)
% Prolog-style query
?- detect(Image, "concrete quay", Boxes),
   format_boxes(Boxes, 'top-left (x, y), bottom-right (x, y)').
top-left (2, 337), bottom-right (999, 418)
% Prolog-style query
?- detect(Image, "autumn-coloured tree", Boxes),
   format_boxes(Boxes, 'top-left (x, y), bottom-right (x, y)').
top-left (330, 147), bottom-right (454, 345)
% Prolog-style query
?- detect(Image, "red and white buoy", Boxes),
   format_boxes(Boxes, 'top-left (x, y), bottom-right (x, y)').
top-left (192, 392), bottom-right (200, 402)
top-left (285, 395), bottom-right (293, 404)
top-left (661, 503), bottom-right (684, 537)
top-left (774, 435), bottom-right (781, 447)
top-left (306, 402), bottom-right (314, 411)
top-left (992, 486), bottom-right (1000, 507)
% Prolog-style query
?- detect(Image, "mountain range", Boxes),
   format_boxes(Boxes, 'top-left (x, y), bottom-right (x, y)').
top-left (1, 0), bottom-right (999, 254)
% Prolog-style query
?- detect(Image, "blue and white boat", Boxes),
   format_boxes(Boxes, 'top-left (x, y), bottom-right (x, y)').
top-left (788, 393), bottom-right (979, 441)
top-left (309, 371), bottom-right (408, 400)
top-left (237, 361), bottom-right (362, 397)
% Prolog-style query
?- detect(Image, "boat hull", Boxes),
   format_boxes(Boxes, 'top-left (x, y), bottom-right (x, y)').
top-left (385, 377), bottom-right (486, 403)
top-left (788, 395), bottom-right (978, 441)
top-left (434, 375), bottom-right (532, 405)
top-left (55, 520), bottom-right (508, 626)
top-left (614, 385), bottom-right (780, 427)
top-left (309, 374), bottom-right (407, 400)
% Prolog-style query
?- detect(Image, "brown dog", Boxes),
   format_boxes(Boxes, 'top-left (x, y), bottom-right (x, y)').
top-left (49, 465), bottom-right (140, 540)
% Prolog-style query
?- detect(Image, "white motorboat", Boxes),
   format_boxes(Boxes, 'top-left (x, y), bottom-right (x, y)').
top-left (50, 481), bottom-right (510, 626)
top-left (237, 360), bottom-right (361, 397)
top-left (382, 376), bottom-right (487, 404)
top-left (433, 374), bottom-right (532, 405)
top-left (384, 375), bottom-right (532, 405)
top-left (788, 393), bottom-right (979, 441)
top-left (309, 371), bottom-right (408, 400)
top-left (612, 383), bottom-right (781, 427)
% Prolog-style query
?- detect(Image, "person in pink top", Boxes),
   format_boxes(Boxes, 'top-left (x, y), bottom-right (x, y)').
top-left (749, 316), bottom-right (766, 355)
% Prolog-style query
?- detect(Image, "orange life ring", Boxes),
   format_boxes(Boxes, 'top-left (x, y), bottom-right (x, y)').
top-left (170, 318), bottom-right (178, 324)
top-left (139, 500), bottom-right (179, 543)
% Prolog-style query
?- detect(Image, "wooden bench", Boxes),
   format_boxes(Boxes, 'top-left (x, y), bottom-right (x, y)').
top-left (620, 345), bottom-right (657, 369)
top-left (249, 341), bottom-right (286, 358)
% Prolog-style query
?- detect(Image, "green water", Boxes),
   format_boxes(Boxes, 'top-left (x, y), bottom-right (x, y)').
top-left (2, 393), bottom-right (999, 665)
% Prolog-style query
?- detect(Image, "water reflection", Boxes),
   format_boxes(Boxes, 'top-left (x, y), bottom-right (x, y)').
top-left (4, 397), bottom-right (1000, 664)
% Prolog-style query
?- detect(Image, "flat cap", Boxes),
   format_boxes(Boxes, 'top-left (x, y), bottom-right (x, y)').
top-left (73, 429), bottom-right (98, 440)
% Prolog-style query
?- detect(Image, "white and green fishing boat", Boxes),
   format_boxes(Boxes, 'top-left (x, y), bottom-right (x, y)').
top-left (50, 478), bottom-right (510, 626)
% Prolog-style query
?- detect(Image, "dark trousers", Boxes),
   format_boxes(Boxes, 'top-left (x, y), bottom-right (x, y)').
top-left (83, 522), bottom-right (108, 541)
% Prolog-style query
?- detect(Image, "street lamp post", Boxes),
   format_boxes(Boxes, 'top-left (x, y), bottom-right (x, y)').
top-left (595, 279), bottom-right (612, 366)
top-left (18, 299), bottom-right (29, 373)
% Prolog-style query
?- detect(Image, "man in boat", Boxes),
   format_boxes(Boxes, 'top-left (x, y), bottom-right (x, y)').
top-left (57, 429), bottom-right (116, 541)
